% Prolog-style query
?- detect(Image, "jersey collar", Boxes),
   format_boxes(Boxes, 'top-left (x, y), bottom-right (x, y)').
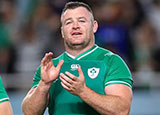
top-left (65, 44), bottom-right (98, 60)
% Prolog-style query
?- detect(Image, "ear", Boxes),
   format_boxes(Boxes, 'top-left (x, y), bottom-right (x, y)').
top-left (93, 20), bottom-right (98, 33)
top-left (61, 26), bottom-right (64, 38)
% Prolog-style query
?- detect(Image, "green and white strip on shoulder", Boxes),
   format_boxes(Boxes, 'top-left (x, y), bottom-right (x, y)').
top-left (105, 81), bottom-right (132, 88)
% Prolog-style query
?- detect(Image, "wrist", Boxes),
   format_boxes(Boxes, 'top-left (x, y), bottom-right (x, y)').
top-left (38, 80), bottom-right (52, 93)
top-left (78, 85), bottom-right (89, 98)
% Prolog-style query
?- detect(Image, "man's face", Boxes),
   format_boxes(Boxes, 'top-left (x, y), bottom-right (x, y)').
top-left (61, 7), bottom-right (97, 50)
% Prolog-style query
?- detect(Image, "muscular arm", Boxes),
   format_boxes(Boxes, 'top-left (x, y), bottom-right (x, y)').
top-left (60, 66), bottom-right (132, 115)
top-left (22, 81), bottom-right (50, 115)
top-left (79, 84), bottom-right (132, 115)
top-left (0, 101), bottom-right (13, 115)
top-left (22, 52), bottom-right (64, 115)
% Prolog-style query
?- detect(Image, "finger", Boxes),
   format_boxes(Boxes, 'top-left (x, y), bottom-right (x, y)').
top-left (60, 73), bottom-right (73, 84)
top-left (46, 52), bottom-right (53, 62)
top-left (60, 75), bottom-right (72, 88)
top-left (48, 52), bottom-right (53, 56)
top-left (45, 52), bottom-right (53, 63)
top-left (45, 52), bottom-right (53, 59)
top-left (56, 60), bottom-right (64, 72)
top-left (41, 52), bottom-right (53, 66)
top-left (65, 71), bottom-right (77, 81)
top-left (61, 81), bottom-right (70, 90)
top-left (60, 73), bottom-right (74, 85)
top-left (41, 55), bottom-right (47, 67)
top-left (78, 66), bottom-right (84, 78)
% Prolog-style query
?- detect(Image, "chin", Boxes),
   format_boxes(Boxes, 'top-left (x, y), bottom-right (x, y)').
top-left (66, 39), bottom-right (90, 50)
top-left (70, 42), bottom-right (89, 50)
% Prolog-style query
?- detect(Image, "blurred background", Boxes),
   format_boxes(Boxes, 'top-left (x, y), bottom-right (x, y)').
top-left (0, 0), bottom-right (160, 114)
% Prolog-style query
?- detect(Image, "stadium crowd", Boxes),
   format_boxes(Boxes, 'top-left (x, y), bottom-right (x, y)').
top-left (0, 0), bottom-right (160, 89)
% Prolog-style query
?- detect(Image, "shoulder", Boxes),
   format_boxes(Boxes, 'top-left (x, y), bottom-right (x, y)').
top-left (95, 46), bottom-right (119, 61)
top-left (95, 46), bottom-right (128, 68)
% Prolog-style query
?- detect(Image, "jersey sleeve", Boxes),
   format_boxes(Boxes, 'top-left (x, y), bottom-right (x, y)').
top-left (104, 54), bottom-right (133, 88)
top-left (31, 66), bottom-right (41, 89)
top-left (0, 77), bottom-right (9, 103)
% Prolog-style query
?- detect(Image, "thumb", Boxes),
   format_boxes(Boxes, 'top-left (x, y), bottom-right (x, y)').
top-left (78, 66), bottom-right (84, 79)
top-left (56, 60), bottom-right (64, 72)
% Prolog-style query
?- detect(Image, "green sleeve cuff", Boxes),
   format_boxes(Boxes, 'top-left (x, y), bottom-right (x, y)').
top-left (0, 98), bottom-right (9, 103)
top-left (105, 80), bottom-right (132, 89)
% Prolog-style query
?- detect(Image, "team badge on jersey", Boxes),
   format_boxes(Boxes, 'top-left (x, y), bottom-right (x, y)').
top-left (88, 67), bottom-right (100, 79)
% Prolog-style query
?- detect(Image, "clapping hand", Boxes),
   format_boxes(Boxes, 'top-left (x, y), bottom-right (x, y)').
top-left (41, 52), bottom-right (64, 85)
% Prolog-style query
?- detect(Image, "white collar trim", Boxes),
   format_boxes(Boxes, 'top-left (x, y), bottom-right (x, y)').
top-left (77, 46), bottom-right (98, 60)
top-left (65, 45), bottom-right (98, 60)
top-left (65, 52), bottom-right (76, 59)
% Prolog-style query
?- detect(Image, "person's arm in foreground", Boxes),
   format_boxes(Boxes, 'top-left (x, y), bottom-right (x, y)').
top-left (60, 66), bottom-right (132, 115)
top-left (22, 52), bottom-right (64, 115)
top-left (0, 101), bottom-right (13, 115)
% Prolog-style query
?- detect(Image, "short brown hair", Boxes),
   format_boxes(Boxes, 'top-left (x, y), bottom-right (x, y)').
top-left (61, 1), bottom-right (93, 17)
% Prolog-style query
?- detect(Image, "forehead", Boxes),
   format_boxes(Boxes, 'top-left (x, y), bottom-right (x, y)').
top-left (61, 7), bottom-right (91, 21)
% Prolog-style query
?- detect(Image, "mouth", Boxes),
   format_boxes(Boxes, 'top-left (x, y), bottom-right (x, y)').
top-left (72, 32), bottom-right (82, 36)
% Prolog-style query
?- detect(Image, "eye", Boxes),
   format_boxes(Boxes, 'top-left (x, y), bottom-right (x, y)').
top-left (65, 20), bottom-right (72, 25)
top-left (79, 19), bottom-right (85, 23)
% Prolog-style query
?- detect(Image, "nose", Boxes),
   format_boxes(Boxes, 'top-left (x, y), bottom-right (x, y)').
top-left (72, 21), bottom-right (80, 29)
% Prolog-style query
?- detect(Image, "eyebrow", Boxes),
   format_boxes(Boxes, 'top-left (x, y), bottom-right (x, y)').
top-left (64, 16), bottom-right (87, 22)
top-left (64, 17), bottom-right (72, 24)
top-left (78, 17), bottom-right (87, 20)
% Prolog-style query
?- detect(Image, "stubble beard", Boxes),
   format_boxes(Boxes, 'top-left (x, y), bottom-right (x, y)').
top-left (65, 39), bottom-right (91, 51)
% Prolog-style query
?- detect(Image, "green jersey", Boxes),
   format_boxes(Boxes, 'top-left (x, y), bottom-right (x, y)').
top-left (0, 77), bottom-right (9, 103)
top-left (32, 44), bottom-right (133, 115)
